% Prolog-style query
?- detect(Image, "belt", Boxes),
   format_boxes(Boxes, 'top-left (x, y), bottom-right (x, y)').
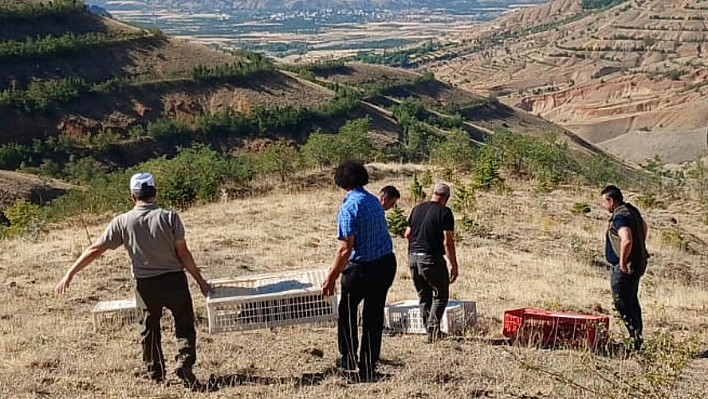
top-left (409, 252), bottom-right (443, 256)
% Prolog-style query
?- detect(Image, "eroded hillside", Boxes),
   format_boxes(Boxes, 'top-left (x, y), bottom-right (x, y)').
top-left (426, 0), bottom-right (708, 164)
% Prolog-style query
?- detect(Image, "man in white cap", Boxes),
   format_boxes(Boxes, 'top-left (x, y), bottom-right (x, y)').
top-left (55, 172), bottom-right (211, 388)
top-left (404, 183), bottom-right (459, 343)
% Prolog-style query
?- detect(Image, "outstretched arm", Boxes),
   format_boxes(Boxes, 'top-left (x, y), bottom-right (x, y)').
top-left (55, 243), bottom-right (108, 294)
top-left (175, 240), bottom-right (211, 297)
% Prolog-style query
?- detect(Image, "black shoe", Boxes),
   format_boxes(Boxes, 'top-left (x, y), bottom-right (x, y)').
top-left (358, 368), bottom-right (387, 383)
top-left (336, 356), bottom-right (358, 371)
top-left (175, 366), bottom-right (199, 388)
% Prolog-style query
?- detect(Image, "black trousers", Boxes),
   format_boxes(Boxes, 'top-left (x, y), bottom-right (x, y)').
top-left (338, 253), bottom-right (396, 373)
top-left (135, 271), bottom-right (197, 379)
top-left (409, 253), bottom-right (450, 333)
top-left (610, 265), bottom-right (643, 349)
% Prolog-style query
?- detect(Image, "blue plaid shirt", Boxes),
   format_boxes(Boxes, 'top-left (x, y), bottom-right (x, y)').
top-left (337, 187), bottom-right (393, 263)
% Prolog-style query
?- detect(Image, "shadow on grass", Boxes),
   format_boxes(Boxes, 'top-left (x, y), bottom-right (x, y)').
top-left (192, 366), bottom-right (392, 392)
top-left (477, 336), bottom-right (634, 359)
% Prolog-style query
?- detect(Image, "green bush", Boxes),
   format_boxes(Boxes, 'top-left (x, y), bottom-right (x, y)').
top-left (430, 128), bottom-right (475, 172)
top-left (660, 228), bottom-right (689, 252)
top-left (484, 129), bottom-right (579, 190)
top-left (301, 118), bottom-right (373, 167)
top-left (0, 0), bottom-right (84, 22)
top-left (142, 145), bottom-right (253, 209)
top-left (570, 202), bottom-right (591, 214)
top-left (636, 192), bottom-right (658, 209)
top-left (0, 32), bottom-right (143, 60)
top-left (252, 141), bottom-right (300, 182)
top-left (410, 173), bottom-right (425, 204)
top-left (46, 145), bottom-right (254, 219)
top-left (420, 169), bottom-right (433, 187)
top-left (451, 184), bottom-right (475, 213)
top-left (579, 155), bottom-right (623, 186)
top-left (386, 206), bottom-right (408, 237)
top-left (471, 147), bottom-right (503, 190)
top-left (0, 199), bottom-right (47, 240)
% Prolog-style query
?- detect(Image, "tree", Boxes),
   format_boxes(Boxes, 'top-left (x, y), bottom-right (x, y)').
top-left (430, 128), bottom-right (475, 172)
top-left (254, 141), bottom-right (300, 182)
top-left (386, 206), bottom-right (408, 237)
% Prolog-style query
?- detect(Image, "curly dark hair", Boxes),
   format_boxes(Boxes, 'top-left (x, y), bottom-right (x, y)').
top-left (334, 159), bottom-right (369, 189)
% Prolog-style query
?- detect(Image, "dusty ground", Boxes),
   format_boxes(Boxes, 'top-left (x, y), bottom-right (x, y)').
top-left (1, 164), bottom-right (707, 398)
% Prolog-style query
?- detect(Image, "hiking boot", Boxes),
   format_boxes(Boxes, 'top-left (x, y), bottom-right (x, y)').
top-left (175, 366), bottom-right (199, 388)
top-left (336, 356), bottom-right (358, 371)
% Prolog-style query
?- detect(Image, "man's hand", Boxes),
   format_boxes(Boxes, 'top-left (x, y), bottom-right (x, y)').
top-left (54, 242), bottom-right (107, 295)
top-left (619, 263), bottom-right (633, 275)
top-left (450, 266), bottom-right (459, 284)
top-left (55, 274), bottom-right (73, 294)
top-left (322, 273), bottom-right (338, 297)
top-left (197, 279), bottom-right (212, 297)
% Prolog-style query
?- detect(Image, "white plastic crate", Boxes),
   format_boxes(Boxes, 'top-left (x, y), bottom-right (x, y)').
top-left (91, 299), bottom-right (141, 331)
top-left (384, 299), bottom-right (477, 335)
top-left (206, 269), bottom-right (338, 334)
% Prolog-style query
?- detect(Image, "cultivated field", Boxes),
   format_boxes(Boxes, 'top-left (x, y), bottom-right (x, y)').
top-left (1, 164), bottom-right (708, 398)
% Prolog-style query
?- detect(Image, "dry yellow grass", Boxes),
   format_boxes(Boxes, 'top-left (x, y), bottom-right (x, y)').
top-left (1, 164), bottom-right (708, 398)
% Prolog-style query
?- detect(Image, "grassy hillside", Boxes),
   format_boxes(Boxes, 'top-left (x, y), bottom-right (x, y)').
top-left (0, 0), bottom-right (637, 223)
top-left (1, 166), bottom-right (707, 398)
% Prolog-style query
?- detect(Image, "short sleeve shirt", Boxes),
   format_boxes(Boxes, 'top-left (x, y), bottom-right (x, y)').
top-left (407, 201), bottom-right (455, 256)
top-left (98, 203), bottom-right (185, 278)
top-left (605, 213), bottom-right (629, 265)
top-left (337, 187), bottom-right (393, 263)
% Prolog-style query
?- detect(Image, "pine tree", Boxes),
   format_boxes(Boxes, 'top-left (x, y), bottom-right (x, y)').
top-left (410, 173), bottom-right (425, 204)
top-left (386, 206), bottom-right (408, 237)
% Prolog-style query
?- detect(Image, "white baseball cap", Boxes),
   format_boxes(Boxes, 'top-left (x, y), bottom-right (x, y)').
top-left (129, 172), bottom-right (155, 191)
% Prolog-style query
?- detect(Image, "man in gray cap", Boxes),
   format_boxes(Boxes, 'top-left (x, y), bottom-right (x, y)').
top-left (55, 172), bottom-right (211, 388)
top-left (404, 183), bottom-right (459, 343)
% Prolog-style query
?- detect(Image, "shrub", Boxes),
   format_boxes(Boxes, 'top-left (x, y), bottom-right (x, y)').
top-left (301, 118), bottom-right (373, 167)
top-left (451, 184), bottom-right (476, 213)
top-left (252, 141), bottom-right (301, 182)
top-left (430, 128), bottom-right (474, 172)
top-left (580, 155), bottom-right (623, 186)
top-left (660, 228), bottom-right (689, 252)
top-left (420, 169), bottom-right (433, 187)
top-left (0, 199), bottom-right (47, 241)
top-left (46, 145), bottom-right (254, 219)
top-left (410, 173), bottom-right (425, 204)
top-left (386, 206), bottom-right (408, 237)
top-left (571, 202), bottom-right (592, 214)
top-left (471, 147), bottom-right (503, 190)
top-left (636, 192), bottom-right (658, 209)
top-left (143, 145), bottom-right (253, 209)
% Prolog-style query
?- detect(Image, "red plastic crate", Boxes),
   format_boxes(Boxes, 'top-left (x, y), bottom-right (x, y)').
top-left (503, 308), bottom-right (609, 347)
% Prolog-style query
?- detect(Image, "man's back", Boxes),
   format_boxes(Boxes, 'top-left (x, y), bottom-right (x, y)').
top-left (407, 201), bottom-right (454, 256)
top-left (608, 202), bottom-right (648, 272)
top-left (338, 187), bottom-right (392, 263)
top-left (99, 203), bottom-right (185, 278)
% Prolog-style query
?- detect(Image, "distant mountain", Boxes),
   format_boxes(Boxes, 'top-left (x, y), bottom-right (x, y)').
top-left (98, 0), bottom-right (546, 12)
